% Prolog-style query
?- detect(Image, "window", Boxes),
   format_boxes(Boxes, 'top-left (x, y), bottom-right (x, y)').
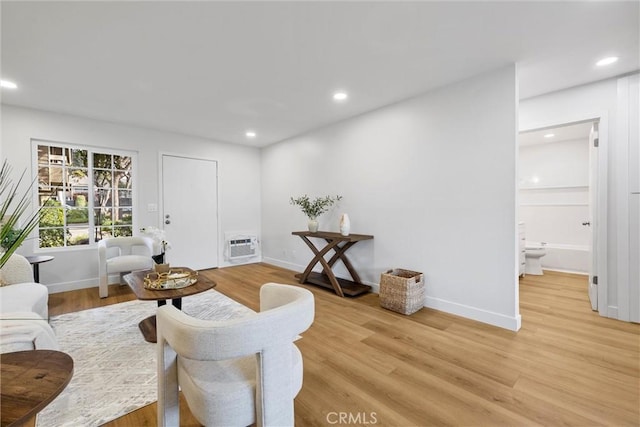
top-left (35, 141), bottom-right (136, 248)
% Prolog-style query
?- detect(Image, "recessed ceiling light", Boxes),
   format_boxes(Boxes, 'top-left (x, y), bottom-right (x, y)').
top-left (0, 80), bottom-right (18, 89)
top-left (544, 133), bottom-right (555, 138)
top-left (245, 131), bottom-right (256, 138)
top-left (596, 56), bottom-right (619, 67)
top-left (333, 91), bottom-right (348, 102)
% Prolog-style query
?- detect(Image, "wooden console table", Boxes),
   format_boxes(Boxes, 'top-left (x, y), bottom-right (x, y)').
top-left (292, 231), bottom-right (373, 297)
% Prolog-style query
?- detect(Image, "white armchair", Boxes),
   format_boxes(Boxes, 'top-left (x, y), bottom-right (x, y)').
top-left (157, 283), bottom-right (315, 427)
top-left (98, 236), bottom-right (154, 298)
top-left (0, 254), bottom-right (57, 353)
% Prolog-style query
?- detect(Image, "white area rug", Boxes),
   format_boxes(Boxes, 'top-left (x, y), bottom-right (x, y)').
top-left (37, 290), bottom-right (254, 427)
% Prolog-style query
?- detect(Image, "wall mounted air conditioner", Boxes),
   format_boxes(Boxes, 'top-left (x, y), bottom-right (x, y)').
top-left (225, 234), bottom-right (259, 261)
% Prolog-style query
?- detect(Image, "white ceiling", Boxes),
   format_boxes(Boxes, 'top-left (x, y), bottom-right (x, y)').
top-left (1, 1), bottom-right (638, 148)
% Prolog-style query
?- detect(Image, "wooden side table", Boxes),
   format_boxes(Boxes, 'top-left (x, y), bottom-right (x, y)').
top-left (24, 255), bottom-right (54, 283)
top-left (292, 231), bottom-right (374, 297)
top-left (1, 350), bottom-right (73, 427)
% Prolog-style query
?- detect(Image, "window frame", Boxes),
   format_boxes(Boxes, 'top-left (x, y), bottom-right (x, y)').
top-left (31, 139), bottom-right (139, 252)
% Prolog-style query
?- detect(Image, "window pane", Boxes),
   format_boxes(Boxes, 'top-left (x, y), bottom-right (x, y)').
top-left (72, 190), bottom-right (89, 207)
top-left (113, 226), bottom-right (132, 237)
top-left (39, 228), bottom-right (65, 248)
top-left (40, 206), bottom-right (64, 227)
top-left (48, 166), bottom-right (64, 186)
top-left (70, 149), bottom-right (88, 167)
top-left (93, 169), bottom-right (112, 188)
top-left (67, 168), bottom-right (89, 186)
top-left (68, 227), bottom-right (90, 246)
top-left (114, 208), bottom-right (132, 225)
top-left (98, 226), bottom-right (114, 240)
top-left (114, 155), bottom-right (131, 171)
top-left (117, 172), bottom-right (132, 189)
top-left (37, 146), bottom-right (49, 165)
top-left (94, 188), bottom-right (113, 207)
top-left (93, 153), bottom-right (112, 168)
top-left (38, 189), bottom-right (53, 206)
top-left (94, 208), bottom-right (112, 225)
top-left (115, 189), bottom-right (132, 207)
top-left (38, 167), bottom-right (51, 187)
top-left (66, 208), bottom-right (88, 225)
top-left (57, 188), bottom-right (74, 207)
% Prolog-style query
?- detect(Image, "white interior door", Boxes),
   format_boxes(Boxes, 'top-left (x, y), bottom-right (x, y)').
top-left (588, 123), bottom-right (598, 311)
top-left (161, 155), bottom-right (218, 270)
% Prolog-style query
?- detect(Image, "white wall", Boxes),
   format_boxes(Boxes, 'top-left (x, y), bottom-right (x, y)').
top-left (1, 105), bottom-right (262, 292)
top-left (261, 65), bottom-right (520, 330)
top-left (519, 73), bottom-right (640, 321)
top-left (519, 138), bottom-right (590, 273)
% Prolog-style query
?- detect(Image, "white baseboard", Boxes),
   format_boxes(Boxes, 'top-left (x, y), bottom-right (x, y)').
top-left (48, 260), bottom-right (520, 332)
top-left (46, 260), bottom-right (265, 294)
top-left (543, 268), bottom-right (588, 276)
top-left (219, 256), bottom-right (262, 268)
top-left (47, 273), bottom-right (129, 293)
top-left (263, 259), bottom-right (522, 331)
top-left (262, 257), bottom-right (304, 273)
top-left (46, 278), bottom-right (99, 294)
top-left (425, 296), bottom-right (522, 331)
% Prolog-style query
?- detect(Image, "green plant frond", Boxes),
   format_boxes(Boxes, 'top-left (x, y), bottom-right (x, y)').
top-left (0, 168), bottom-right (30, 220)
top-left (0, 160), bottom-right (46, 269)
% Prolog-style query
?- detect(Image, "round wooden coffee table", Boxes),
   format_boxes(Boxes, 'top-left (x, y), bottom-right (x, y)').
top-left (123, 267), bottom-right (216, 343)
top-left (1, 350), bottom-right (73, 427)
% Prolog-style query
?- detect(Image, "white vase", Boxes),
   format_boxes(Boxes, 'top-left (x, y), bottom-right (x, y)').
top-left (308, 218), bottom-right (319, 233)
top-left (339, 213), bottom-right (350, 236)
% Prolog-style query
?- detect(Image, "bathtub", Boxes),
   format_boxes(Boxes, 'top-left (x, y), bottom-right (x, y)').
top-left (530, 241), bottom-right (589, 274)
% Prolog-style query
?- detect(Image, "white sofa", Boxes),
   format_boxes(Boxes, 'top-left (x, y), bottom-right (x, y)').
top-left (0, 254), bottom-right (58, 353)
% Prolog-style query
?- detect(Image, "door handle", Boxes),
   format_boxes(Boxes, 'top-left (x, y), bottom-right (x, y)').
top-left (165, 220), bottom-right (171, 225)
top-left (582, 222), bottom-right (591, 226)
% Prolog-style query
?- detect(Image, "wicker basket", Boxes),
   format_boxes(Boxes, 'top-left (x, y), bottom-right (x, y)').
top-left (379, 269), bottom-right (425, 315)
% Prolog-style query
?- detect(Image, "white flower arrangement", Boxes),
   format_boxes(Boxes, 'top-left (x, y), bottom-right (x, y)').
top-left (140, 226), bottom-right (171, 257)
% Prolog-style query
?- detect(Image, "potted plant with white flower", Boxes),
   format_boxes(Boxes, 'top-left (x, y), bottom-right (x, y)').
top-left (290, 194), bottom-right (342, 232)
top-left (140, 226), bottom-right (170, 264)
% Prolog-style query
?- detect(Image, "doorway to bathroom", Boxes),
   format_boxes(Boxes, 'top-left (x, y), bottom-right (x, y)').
top-left (518, 118), bottom-right (604, 313)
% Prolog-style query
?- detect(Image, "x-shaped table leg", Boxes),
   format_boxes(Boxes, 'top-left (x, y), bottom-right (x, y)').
top-left (298, 236), bottom-right (345, 297)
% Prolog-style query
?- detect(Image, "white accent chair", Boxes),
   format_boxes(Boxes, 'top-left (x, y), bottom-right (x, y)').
top-left (98, 236), bottom-right (154, 298)
top-left (0, 254), bottom-right (58, 353)
top-left (157, 283), bottom-right (315, 427)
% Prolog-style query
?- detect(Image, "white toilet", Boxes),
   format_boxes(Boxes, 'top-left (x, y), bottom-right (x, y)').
top-left (525, 243), bottom-right (547, 275)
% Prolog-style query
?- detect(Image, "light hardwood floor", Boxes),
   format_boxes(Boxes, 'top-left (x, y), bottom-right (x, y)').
top-left (47, 264), bottom-right (640, 426)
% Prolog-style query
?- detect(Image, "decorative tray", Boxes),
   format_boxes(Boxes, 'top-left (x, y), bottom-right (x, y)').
top-left (143, 269), bottom-right (198, 290)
